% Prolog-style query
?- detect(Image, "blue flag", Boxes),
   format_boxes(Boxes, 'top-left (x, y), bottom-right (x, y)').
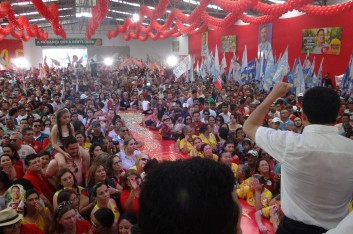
top-left (296, 58), bottom-right (305, 97)
top-left (263, 50), bottom-right (275, 92)
top-left (273, 47), bottom-right (289, 85)
top-left (247, 59), bottom-right (256, 83)
top-left (342, 53), bottom-right (353, 95)
top-left (240, 46), bottom-right (248, 85)
top-left (289, 58), bottom-right (299, 93)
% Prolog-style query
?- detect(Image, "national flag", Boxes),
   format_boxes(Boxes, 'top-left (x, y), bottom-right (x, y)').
top-left (214, 76), bottom-right (222, 91)
top-left (51, 58), bottom-right (60, 66)
top-left (240, 46), bottom-right (248, 84)
top-left (40, 64), bottom-right (47, 81)
top-left (273, 47), bottom-right (289, 84)
top-left (316, 57), bottom-right (324, 87)
top-left (263, 50), bottom-right (275, 92)
top-left (296, 58), bottom-right (305, 97)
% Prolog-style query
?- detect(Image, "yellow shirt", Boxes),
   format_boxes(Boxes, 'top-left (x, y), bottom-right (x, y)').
top-left (231, 163), bottom-right (238, 180)
top-left (21, 207), bottom-right (49, 232)
top-left (262, 206), bottom-right (280, 224)
top-left (349, 200), bottom-right (353, 213)
top-left (94, 199), bottom-right (120, 221)
top-left (237, 186), bottom-right (272, 208)
top-left (179, 138), bottom-right (193, 153)
top-left (199, 133), bottom-right (217, 148)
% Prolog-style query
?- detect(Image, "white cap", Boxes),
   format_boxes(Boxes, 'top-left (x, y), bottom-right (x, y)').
top-left (272, 117), bottom-right (281, 123)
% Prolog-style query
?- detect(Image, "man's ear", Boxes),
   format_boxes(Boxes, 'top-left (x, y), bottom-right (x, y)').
top-left (302, 111), bottom-right (310, 126)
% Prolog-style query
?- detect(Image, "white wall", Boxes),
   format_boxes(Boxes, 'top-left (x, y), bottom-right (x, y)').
top-left (172, 34), bottom-right (189, 56)
top-left (23, 25), bottom-right (176, 66)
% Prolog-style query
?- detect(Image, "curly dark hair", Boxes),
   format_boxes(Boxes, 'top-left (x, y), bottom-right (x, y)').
top-left (139, 157), bottom-right (240, 234)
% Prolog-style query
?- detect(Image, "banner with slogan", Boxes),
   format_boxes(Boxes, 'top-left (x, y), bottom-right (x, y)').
top-left (302, 27), bottom-right (342, 55)
top-left (0, 39), bottom-right (24, 68)
top-left (201, 32), bottom-right (208, 56)
top-left (173, 55), bottom-right (191, 79)
top-left (222, 35), bottom-right (236, 53)
top-left (35, 38), bottom-right (103, 47)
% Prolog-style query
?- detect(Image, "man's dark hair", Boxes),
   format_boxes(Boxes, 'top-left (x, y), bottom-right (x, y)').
top-left (94, 207), bottom-right (115, 228)
top-left (24, 153), bottom-right (39, 166)
top-left (22, 127), bottom-right (33, 136)
top-left (302, 87), bottom-right (340, 124)
top-left (8, 108), bottom-right (18, 117)
top-left (139, 157), bottom-right (239, 234)
top-left (63, 135), bottom-right (78, 148)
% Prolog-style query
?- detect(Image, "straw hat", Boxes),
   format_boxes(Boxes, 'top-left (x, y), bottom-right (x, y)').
top-left (0, 208), bottom-right (23, 227)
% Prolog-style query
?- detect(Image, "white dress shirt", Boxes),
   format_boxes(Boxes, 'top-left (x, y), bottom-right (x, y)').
top-left (255, 125), bottom-right (353, 230)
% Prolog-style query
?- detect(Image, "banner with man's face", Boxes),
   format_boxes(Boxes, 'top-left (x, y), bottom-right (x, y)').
top-left (302, 27), bottom-right (342, 55)
top-left (258, 23), bottom-right (272, 57)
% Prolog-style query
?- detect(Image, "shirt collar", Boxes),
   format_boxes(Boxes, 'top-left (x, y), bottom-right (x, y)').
top-left (302, 124), bottom-right (338, 134)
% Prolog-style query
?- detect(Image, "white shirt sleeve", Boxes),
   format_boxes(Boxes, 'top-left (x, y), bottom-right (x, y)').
top-left (326, 212), bottom-right (353, 234)
top-left (255, 126), bottom-right (290, 163)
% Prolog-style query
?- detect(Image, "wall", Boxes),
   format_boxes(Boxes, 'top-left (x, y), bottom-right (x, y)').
top-left (188, 9), bottom-right (353, 86)
top-left (23, 25), bottom-right (174, 66)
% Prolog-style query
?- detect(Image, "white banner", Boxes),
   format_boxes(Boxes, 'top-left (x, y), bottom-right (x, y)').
top-left (173, 55), bottom-right (191, 79)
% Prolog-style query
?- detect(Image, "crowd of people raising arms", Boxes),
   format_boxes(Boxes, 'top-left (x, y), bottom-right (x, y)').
top-left (0, 63), bottom-right (352, 234)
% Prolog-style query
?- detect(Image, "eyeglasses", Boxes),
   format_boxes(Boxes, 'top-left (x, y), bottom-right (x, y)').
top-left (2, 135), bottom-right (9, 139)
top-left (9, 138), bottom-right (19, 142)
top-left (121, 129), bottom-right (128, 132)
top-left (33, 125), bottom-right (41, 127)
top-left (45, 123), bottom-right (51, 126)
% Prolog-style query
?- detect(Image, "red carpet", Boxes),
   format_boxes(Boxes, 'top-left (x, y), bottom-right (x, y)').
top-left (122, 111), bottom-right (274, 234)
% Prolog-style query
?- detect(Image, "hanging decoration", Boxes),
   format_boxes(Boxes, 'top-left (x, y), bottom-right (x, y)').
top-left (107, 0), bottom-right (353, 42)
top-left (85, 0), bottom-right (109, 39)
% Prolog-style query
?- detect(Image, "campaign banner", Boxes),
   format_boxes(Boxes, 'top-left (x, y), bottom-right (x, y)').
top-left (173, 55), bottom-right (191, 79)
top-left (302, 27), bottom-right (342, 55)
top-left (35, 38), bottom-right (103, 46)
top-left (221, 35), bottom-right (236, 53)
top-left (0, 39), bottom-right (24, 68)
top-left (201, 32), bottom-right (208, 56)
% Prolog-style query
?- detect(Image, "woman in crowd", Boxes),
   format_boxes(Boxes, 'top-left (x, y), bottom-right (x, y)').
top-left (89, 143), bottom-right (103, 163)
top-left (221, 140), bottom-right (239, 164)
top-left (183, 114), bottom-right (193, 126)
top-left (198, 124), bottom-right (217, 148)
top-left (218, 151), bottom-right (238, 179)
top-left (228, 114), bottom-right (242, 134)
top-left (106, 156), bottom-right (124, 192)
top-left (83, 109), bottom-right (95, 129)
top-left (39, 150), bottom-right (50, 175)
top-left (2, 144), bottom-right (24, 178)
top-left (129, 154), bottom-right (149, 178)
top-left (172, 114), bottom-right (185, 139)
top-left (189, 137), bottom-right (203, 157)
top-left (21, 189), bottom-right (53, 233)
top-left (52, 201), bottom-right (91, 234)
top-left (255, 159), bottom-right (278, 194)
top-left (90, 182), bottom-right (120, 227)
top-left (120, 169), bottom-right (141, 215)
top-left (200, 143), bottom-right (218, 161)
top-left (89, 208), bottom-right (115, 234)
top-left (177, 125), bottom-right (194, 154)
top-left (53, 168), bottom-right (84, 209)
top-left (57, 190), bottom-right (84, 220)
top-left (208, 115), bottom-right (218, 135)
top-left (80, 164), bottom-right (117, 218)
top-left (118, 212), bottom-right (137, 234)
top-left (0, 154), bottom-right (17, 180)
top-left (117, 137), bottom-right (141, 170)
top-left (75, 130), bottom-right (91, 152)
top-left (0, 171), bottom-right (12, 210)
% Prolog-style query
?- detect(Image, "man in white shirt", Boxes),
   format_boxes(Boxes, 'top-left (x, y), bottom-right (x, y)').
top-left (244, 83), bottom-right (353, 233)
top-left (219, 103), bottom-right (231, 124)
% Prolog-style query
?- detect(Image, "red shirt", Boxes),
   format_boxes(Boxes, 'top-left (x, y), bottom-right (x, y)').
top-left (23, 169), bottom-right (55, 202)
top-left (21, 224), bottom-right (44, 234)
top-left (76, 220), bottom-right (91, 234)
top-left (190, 121), bottom-right (204, 136)
top-left (28, 141), bottom-right (43, 153)
top-left (120, 190), bottom-right (139, 215)
top-left (14, 160), bottom-right (24, 179)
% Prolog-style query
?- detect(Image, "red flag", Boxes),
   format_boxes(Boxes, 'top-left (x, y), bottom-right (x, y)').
top-left (43, 56), bottom-right (50, 72)
top-left (214, 75), bottom-right (222, 91)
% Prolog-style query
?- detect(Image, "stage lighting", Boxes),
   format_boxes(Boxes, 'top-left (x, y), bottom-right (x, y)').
top-left (104, 58), bottom-right (113, 66)
top-left (166, 55), bottom-right (178, 67)
top-left (13, 57), bottom-right (30, 69)
top-left (132, 13), bottom-right (140, 22)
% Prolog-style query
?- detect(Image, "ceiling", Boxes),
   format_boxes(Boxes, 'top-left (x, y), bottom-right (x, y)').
top-left (3, 0), bottom-right (350, 36)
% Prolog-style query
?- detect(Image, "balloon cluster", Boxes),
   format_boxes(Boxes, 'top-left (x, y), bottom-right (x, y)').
top-left (0, 0), bottom-right (67, 41)
top-left (106, 0), bottom-right (353, 41)
top-left (85, 0), bottom-right (109, 39)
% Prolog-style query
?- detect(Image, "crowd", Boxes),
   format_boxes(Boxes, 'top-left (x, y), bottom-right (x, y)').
top-left (0, 64), bottom-right (352, 234)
